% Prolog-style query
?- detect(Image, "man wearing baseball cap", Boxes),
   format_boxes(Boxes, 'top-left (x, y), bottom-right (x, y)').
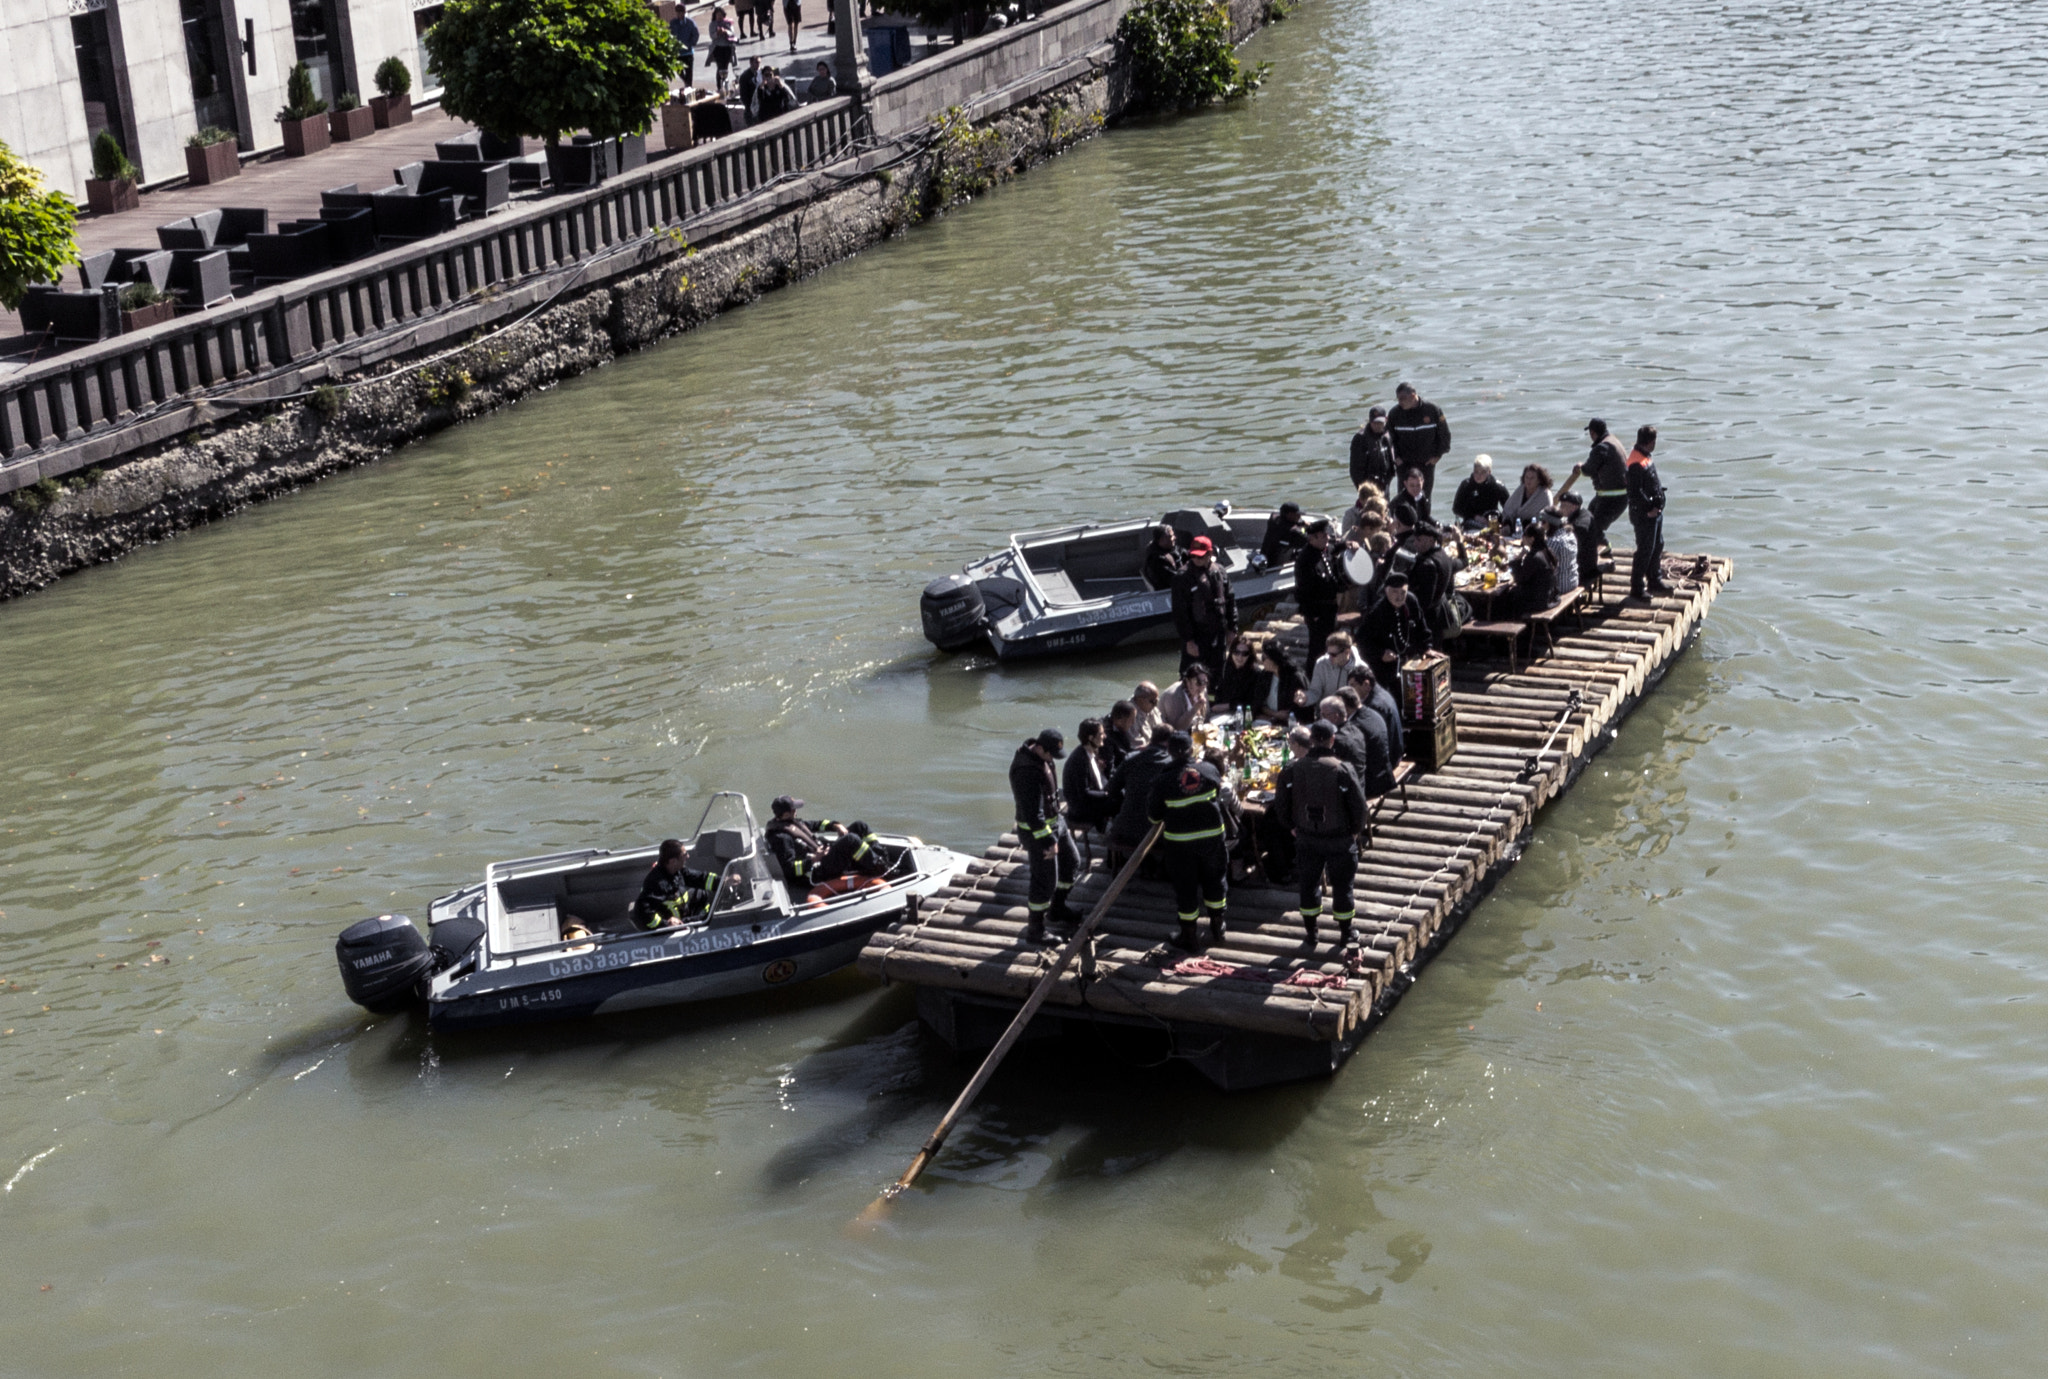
top-left (1010, 727), bottom-right (1080, 943)
top-left (1171, 534), bottom-right (1238, 679)
top-left (1570, 418), bottom-right (1631, 559)
top-left (764, 794), bottom-right (839, 888)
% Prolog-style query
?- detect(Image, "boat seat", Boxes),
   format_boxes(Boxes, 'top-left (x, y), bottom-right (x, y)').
top-left (688, 826), bottom-right (752, 871)
top-left (1033, 569), bottom-right (1081, 605)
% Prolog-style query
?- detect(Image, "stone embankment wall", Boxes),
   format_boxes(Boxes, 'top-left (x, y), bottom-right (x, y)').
top-left (0, 0), bottom-right (1278, 601)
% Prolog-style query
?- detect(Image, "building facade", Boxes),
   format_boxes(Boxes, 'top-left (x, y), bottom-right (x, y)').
top-left (1, 0), bottom-right (446, 199)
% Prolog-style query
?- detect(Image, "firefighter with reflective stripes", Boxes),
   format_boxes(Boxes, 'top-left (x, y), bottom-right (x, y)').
top-left (633, 838), bottom-right (715, 928)
top-left (1010, 728), bottom-right (1080, 943)
top-left (812, 820), bottom-right (890, 887)
top-left (1272, 719), bottom-right (1367, 949)
top-left (1146, 731), bottom-right (1229, 951)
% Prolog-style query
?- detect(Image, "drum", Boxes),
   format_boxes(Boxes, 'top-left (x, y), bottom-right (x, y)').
top-left (1343, 546), bottom-right (1378, 587)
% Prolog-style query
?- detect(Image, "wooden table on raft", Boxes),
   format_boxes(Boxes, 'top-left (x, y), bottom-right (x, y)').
top-left (855, 553), bottom-right (1736, 1090)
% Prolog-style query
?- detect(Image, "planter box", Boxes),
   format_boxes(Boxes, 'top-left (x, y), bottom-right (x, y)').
top-left (85, 177), bottom-right (141, 215)
top-left (120, 300), bottom-right (178, 334)
top-left (370, 93), bottom-right (413, 129)
top-left (280, 113), bottom-right (331, 157)
top-left (661, 100), bottom-right (695, 152)
top-left (328, 106), bottom-right (375, 142)
top-left (184, 140), bottom-right (240, 185)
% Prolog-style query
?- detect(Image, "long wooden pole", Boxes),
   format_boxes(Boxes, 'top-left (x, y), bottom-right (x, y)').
top-left (856, 821), bottom-right (1164, 1223)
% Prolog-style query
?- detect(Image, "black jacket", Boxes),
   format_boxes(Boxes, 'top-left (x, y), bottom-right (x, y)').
top-left (632, 861), bottom-right (713, 927)
top-left (813, 828), bottom-right (889, 883)
top-left (1008, 742), bottom-right (1061, 841)
top-left (1062, 747), bottom-right (1114, 828)
top-left (755, 79), bottom-right (795, 120)
top-left (1349, 426), bottom-right (1398, 492)
top-left (1566, 506), bottom-right (1601, 581)
top-left (1259, 517), bottom-right (1308, 570)
top-left (1147, 759), bottom-right (1228, 846)
top-left (1275, 747), bottom-right (1366, 839)
top-left (1361, 592), bottom-right (1431, 671)
top-left (1509, 545), bottom-right (1557, 615)
top-left (1452, 476), bottom-right (1509, 524)
top-left (1347, 708), bottom-right (1397, 797)
top-left (1388, 399), bottom-right (1450, 469)
top-left (1584, 435), bottom-right (1629, 495)
top-left (1172, 562), bottom-right (1237, 644)
top-left (1293, 543), bottom-right (1347, 615)
top-left (1108, 742), bottom-right (1175, 848)
top-left (1142, 542), bottom-right (1183, 591)
top-left (1260, 657), bottom-right (1307, 720)
top-left (1407, 545), bottom-right (1459, 635)
top-left (1627, 452), bottom-right (1666, 521)
top-left (764, 816), bottom-right (830, 885)
top-left (1362, 677), bottom-right (1404, 762)
top-left (1104, 721), bottom-right (1140, 762)
top-left (1215, 655), bottom-right (1263, 711)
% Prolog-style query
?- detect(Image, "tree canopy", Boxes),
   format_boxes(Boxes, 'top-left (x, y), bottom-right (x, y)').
top-left (1116, 0), bottom-right (1264, 113)
top-left (0, 141), bottom-right (79, 310)
top-left (424, 0), bottom-right (677, 145)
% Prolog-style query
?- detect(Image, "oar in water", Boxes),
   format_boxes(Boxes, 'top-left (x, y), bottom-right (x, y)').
top-left (853, 821), bottom-right (1164, 1227)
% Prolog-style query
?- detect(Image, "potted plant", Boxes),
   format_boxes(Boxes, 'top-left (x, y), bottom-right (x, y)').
top-left (328, 90), bottom-right (375, 142)
top-left (85, 129), bottom-right (141, 215)
top-left (118, 281), bottom-right (178, 333)
top-left (184, 126), bottom-right (240, 185)
top-left (371, 57), bottom-right (414, 128)
top-left (278, 62), bottom-right (331, 156)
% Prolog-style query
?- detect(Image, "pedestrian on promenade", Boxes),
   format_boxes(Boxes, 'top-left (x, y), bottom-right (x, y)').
top-left (710, 7), bottom-right (738, 92)
top-left (784, 0), bottom-right (803, 51)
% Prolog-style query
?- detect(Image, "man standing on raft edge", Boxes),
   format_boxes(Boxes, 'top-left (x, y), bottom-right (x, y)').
top-left (1011, 728), bottom-right (1080, 944)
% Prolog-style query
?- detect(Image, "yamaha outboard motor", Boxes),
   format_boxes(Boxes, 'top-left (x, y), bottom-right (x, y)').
top-left (920, 573), bottom-right (988, 651)
top-left (336, 913), bottom-right (436, 1013)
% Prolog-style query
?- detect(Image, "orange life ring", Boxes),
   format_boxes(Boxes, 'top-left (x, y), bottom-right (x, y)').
top-left (804, 875), bottom-right (889, 905)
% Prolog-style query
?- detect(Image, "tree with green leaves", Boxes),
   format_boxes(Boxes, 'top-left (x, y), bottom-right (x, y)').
top-left (0, 140), bottom-right (79, 310)
top-left (424, 0), bottom-right (677, 147)
top-left (1117, 0), bottom-right (1264, 113)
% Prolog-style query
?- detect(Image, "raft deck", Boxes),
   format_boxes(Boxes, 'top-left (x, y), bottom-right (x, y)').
top-left (858, 555), bottom-right (1734, 1089)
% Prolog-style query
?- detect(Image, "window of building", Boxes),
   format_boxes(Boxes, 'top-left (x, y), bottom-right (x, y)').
top-left (414, 4), bottom-right (445, 95)
top-left (180, 0), bottom-right (238, 137)
top-left (290, 0), bottom-right (350, 105)
top-left (72, 8), bottom-right (134, 170)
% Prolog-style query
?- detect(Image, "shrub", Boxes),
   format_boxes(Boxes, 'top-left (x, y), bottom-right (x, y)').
top-left (91, 129), bottom-right (137, 182)
top-left (425, 0), bottom-right (676, 144)
top-left (335, 89), bottom-right (362, 112)
top-left (1116, 0), bottom-right (1266, 113)
top-left (0, 140), bottom-right (80, 310)
top-left (279, 62), bottom-right (328, 122)
top-left (375, 56), bottom-right (413, 97)
top-left (118, 281), bottom-right (172, 310)
top-left (187, 127), bottom-right (238, 149)
top-left (308, 383), bottom-right (344, 419)
top-left (7, 477), bottom-right (64, 515)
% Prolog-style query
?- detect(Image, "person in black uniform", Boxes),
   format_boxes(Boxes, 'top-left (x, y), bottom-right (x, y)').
top-left (1104, 699), bottom-right (1141, 761)
top-left (1146, 732), bottom-right (1229, 951)
top-left (632, 839), bottom-right (714, 928)
top-left (1626, 423), bottom-right (1673, 598)
top-left (1318, 694), bottom-right (1390, 799)
top-left (764, 797), bottom-right (822, 887)
top-left (1360, 572), bottom-right (1431, 694)
top-left (1171, 535), bottom-right (1237, 678)
top-left (1573, 418), bottom-right (1632, 558)
top-left (1387, 382), bottom-right (1452, 501)
top-left (1010, 728), bottom-right (1079, 942)
top-left (1336, 685), bottom-right (1397, 797)
top-left (1259, 502), bottom-right (1309, 570)
top-left (1141, 524), bottom-right (1183, 591)
top-left (1404, 522), bottom-right (1460, 644)
top-left (1292, 518), bottom-right (1348, 658)
top-left (1350, 407), bottom-right (1397, 494)
top-left (1556, 491), bottom-right (1601, 588)
top-left (1062, 718), bottom-right (1116, 833)
top-left (1273, 719), bottom-right (1367, 948)
top-left (1451, 455), bottom-right (1509, 528)
top-left (811, 821), bottom-right (891, 886)
top-left (1507, 524), bottom-right (1558, 616)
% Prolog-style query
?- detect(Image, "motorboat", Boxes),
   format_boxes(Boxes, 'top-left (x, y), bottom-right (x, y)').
top-left (334, 793), bottom-right (973, 1030)
top-left (919, 502), bottom-right (1325, 661)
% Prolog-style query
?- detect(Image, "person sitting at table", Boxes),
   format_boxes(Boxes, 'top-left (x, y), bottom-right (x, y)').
top-left (1500, 463), bottom-right (1554, 529)
top-left (1259, 503), bottom-right (1310, 569)
top-left (1104, 698), bottom-right (1141, 761)
top-left (1159, 663), bottom-right (1211, 731)
top-left (1543, 510), bottom-right (1581, 595)
top-left (1141, 525), bottom-right (1183, 591)
top-left (1131, 680), bottom-right (1163, 742)
top-left (1063, 718), bottom-right (1116, 832)
top-left (1395, 466), bottom-right (1432, 526)
top-left (1346, 662), bottom-right (1405, 764)
top-left (1305, 630), bottom-right (1366, 707)
top-left (1507, 523), bottom-right (1558, 616)
top-left (1452, 455), bottom-right (1509, 529)
top-left (1255, 639), bottom-right (1308, 724)
top-left (1361, 572), bottom-right (1431, 693)
top-left (1215, 635), bottom-right (1263, 714)
top-left (1556, 492), bottom-right (1601, 587)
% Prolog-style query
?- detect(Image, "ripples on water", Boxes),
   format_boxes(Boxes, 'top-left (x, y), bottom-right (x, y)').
top-left (4, 0), bottom-right (2046, 1372)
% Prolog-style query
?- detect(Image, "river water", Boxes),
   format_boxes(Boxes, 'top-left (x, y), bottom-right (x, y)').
top-left (5, 0), bottom-right (2045, 1372)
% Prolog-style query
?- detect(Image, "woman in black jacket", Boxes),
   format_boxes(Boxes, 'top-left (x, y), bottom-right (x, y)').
top-left (1508, 526), bottom-right (1558, 616)
top-left (1214, 635), bottom-right (1264, 713)
top-left (1451, 455), bottom-right (1508, 528)
top-left (1257, 639), bottom-right (1308, 723)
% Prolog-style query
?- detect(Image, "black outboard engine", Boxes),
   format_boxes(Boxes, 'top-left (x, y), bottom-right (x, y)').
top-left (336, 913), bottom-right (436, 1013)
top-left (920, 573), bottom-right (988, 651)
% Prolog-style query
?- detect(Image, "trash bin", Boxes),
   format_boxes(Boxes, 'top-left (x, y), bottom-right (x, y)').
top-left (863, 22), bottom-right (914, 76)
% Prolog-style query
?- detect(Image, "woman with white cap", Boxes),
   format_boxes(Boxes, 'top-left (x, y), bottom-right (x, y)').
top-left (1452, 454), bottom-right (1508, 528)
